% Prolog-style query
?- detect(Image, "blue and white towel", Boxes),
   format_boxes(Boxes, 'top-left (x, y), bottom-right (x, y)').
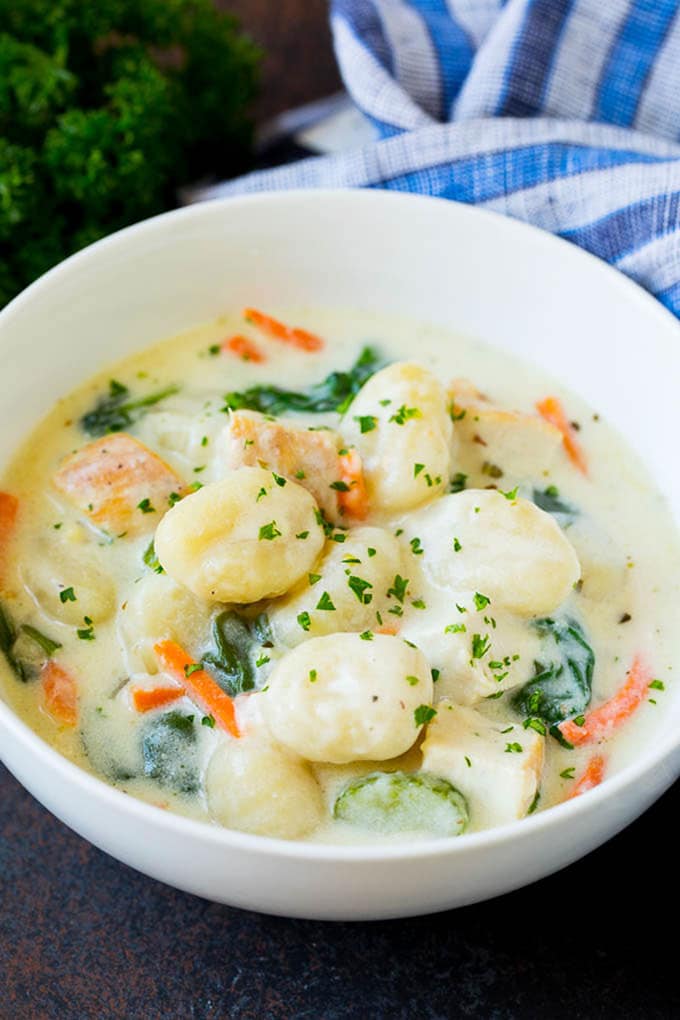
top-left (221, 1), bottom-right (680, 317)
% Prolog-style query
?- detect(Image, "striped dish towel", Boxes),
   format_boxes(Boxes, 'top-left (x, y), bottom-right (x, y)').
top-left (220, 1), bottom-right (680, 317)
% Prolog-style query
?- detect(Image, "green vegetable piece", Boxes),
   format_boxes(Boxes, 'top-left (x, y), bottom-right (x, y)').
top-left (142, 540), bottom-right (164, 574)
top-left (0, 602), bottom-right (29, 682)
top-left (201, 611), bottom-right (255, 696)
top-left (0, 4), bottom-right (260, 310)
top-left (532, 486), bottom-right (578, 527)
top-left (20, 624), bottom-right (62, 657)
top-left (142, 710), bottom-right (198, 794)
top-left (223, 347), bottom-right (384, 416)
top-left (80, 381), bottom-right (179, 437)
top-left (512, 616), bottom-right (595, 730)
top-left (334, 771), bottom-right (468, 837)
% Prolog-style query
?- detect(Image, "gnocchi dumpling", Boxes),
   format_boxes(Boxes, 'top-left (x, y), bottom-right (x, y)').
top-left (448, 377), bottom-right (562, 478)
top-left (421, 701), bottom-right (544, 829)
top-left (401, 489), bottom-right (580, 615)
top-left (268, 526), bottom-right (405, 646)
top-left (400, 594), bottom-right (542, 704)
top-left (262, 633), bottom-right (433, 763)
top-left (21, 537), bottom-right (115, 626)
top-left (154, 466), bottom-right (325, 603)
top-left (117, 571), bottom-right (213, 673)
top-left (343, 362), bottom-right (454, 512)
top-left (206, 736), bottom-right (324, 839)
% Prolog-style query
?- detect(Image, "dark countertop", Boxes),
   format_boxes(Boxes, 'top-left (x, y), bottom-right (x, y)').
top-left (1, 761), bottom-right (678, 1019)
top-left (2, 5), bottom-right (679, 1017)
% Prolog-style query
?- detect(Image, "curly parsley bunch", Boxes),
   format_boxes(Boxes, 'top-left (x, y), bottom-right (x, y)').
top-left (0, 1), bottom-right (260, 306)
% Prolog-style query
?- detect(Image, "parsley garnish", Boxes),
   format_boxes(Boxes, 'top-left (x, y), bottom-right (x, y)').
top-left (330, 480), bottom-right (350, 491)
top-left (308, 669), bottom-right (318, 683)
top-left (414, 704), bottom-right (437, 726)
top-left (471, 633), bottom-right (491, 659)
top-left (360, 630), bottom-right (374, 641)
top-left (389, 405), bottom-right (422, 425)
top-left (405, 675), bottom-right (420, 686)
top-left (297, 612), bottom-right (312, 632)
top-left (387, 574), bottom-right (409, 603)
top-left (354, 415), bottom-right (377, 433)
top-left (501, 486), bottom-right (519, 501)
top-left (316, 592), bottom-right (336, 611)
top-left (505, 742), bottom-right (523, 753)
top-left (272, 472), bottom-right (287, 487)
top-left (308, 573), bottom-right (322, 586)
top-left (137, 498), bottom-right (155, 514)
top-left (409, 537), bottom-right (424, 556)
top-left (414, 463), bottom-right (425, 477)
top-left (259, 521), bottom-right (282, 541)
top-left (450, 472), bottom-right (467, 493)
top-left (348, 576), bottom-right (373, 604)
top-left (445, 623), bottom-right (466, 634)
top-left (473, 592), bottom-right (491, 611)
top-left (296, 531), bottom-right (309, 540)
top-left (59, 587), bottom-right (76, 604)
top-left (184, 662), bottom-right (202, 677)
top-left (202, 715), bottom-right (216, 728)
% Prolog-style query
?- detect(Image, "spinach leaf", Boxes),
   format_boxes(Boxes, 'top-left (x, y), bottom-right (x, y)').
top-left (532, 486), bottom-right (577, 527)
top-left (142, 710), bottom-right (199, 794)
top-left (0, 603), bottom-right (29, 682)
top-left (223, 346), bottom-right (384, 416)
top-left (512, 616), bottom-right (594, 730)
top-left (202, 611), bottom-right (256, 696)
top-left (19, 624), bottom-right (62, 657)
top-left (80, 379), bottom-right (180, 437)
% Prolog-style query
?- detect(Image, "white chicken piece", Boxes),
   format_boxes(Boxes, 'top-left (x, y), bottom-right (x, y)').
top-left (262, 633), bottom-right (433, 764)
top-left (220, 410), bottom-right (353, 524)
top-left (400, 593), bottom-right (543, 705)
top-left (448, 377), bottom-right (562, 478)
top-left (154, 466), bottom-right (325, 603)
top-left (206, 735), bottom-right (324, 839)
top-left (421, 701), bottom-right (544, 829)
top-left (268, 526), bottom-right (405, 646)
top-left (401, 489), bottom-right (580, 616)
top-left (343, 362), bottom-right (454, 513)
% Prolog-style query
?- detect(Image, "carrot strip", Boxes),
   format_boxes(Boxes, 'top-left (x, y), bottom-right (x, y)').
top-left (376, 626), bottom-right (399, 636)
top-left (243, 307), bottom-right (324, 352)
top-left (131, 686), bottom-right (183, 713)
top-left (0, 491), bottom-right (18, 586)
top-left (536, 396), bottom-right (588, 475)
top-left (337, 448), bottom-right (369, 520)
top-left (559, 655), bottom-right (651, 746)
top-left (41, 661), bottom-right (78, 726)
top-left (567, 755), bottom-right (605, 799)
top-left (222, 334), bottom-right (266, 363)
top-left (154, 639), bottom-right (239, 737)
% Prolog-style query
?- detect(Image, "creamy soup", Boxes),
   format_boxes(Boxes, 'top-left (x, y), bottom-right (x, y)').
top-left (1, 306), bottom-right (678, 844)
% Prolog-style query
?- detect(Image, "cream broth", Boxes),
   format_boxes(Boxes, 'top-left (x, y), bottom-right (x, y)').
top-left (1, 307), bottom-right (678, 843)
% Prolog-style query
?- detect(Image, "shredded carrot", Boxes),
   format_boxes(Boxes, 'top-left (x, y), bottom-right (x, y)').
top-left (222, 334), bottom-right (266, 363)
top-left (559, 655), bottom-right (651, 746)
top-left (337, 448), bottom-right (369, 519)
top-left (243, 307), bottom-right (324, 352)
top-left (567, 755), bottom-right (605, 799)
top-left (41, 661), bottom-right (78, 726)
top-left (535, 396), bottom-right (588, 475)
top-left (376, 626), bottom-right (399, 636)
top-left (0, 491), bottom-right (18, 585)
top-left (154, 639), bottom-right (239, 737)
top-left (131, 686), bottom-right (183, 713)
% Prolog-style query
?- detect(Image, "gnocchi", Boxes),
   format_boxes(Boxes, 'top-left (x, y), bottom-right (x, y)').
top-left (343, 362), bottom-right (454, 512)
top-left (154, 466), bottom-right (325, 603)
top-left (262, 633), bottom-right (433, 763)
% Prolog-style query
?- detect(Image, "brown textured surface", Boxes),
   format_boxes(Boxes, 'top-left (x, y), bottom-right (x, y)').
top-left (1, 760), bottom-right (679, 1019)
top-left (218, 0), bottom-right (342, 120)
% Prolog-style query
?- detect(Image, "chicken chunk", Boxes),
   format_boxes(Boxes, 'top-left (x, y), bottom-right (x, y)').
top-left (54, 433), bottom-right (184, 537)
top-left (449, 378), bottom-right (561, 478)
top-left (421, 701), bottom-right (544, 829)
top-left (220, 410), bottom-right (354, 524)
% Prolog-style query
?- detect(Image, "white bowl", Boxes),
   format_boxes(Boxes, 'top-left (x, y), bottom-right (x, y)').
top-left (1, 191), bottom-right (679, 920)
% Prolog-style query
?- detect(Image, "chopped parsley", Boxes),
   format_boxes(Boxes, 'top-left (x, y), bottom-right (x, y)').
top-left (360, 630), bottom-right (374, 641)
top-left (367, 547), bottom-right (376, 557)
top-left (330, 480), bottom-right (351, 491)
top-left (414, 463), bottom-right (425, 477)
top-left (256, 487), bottom-right (268, 502)
top-left (59, 587), bottom-right (76, 604)
top-left (297, 612), bottom-right (312, 632)
top-left (296, 531), bottom-right (309, 540)
top-left (272, 472), bottom-right (287, 487)
top-left (431, 668), bottom-right (440, 682)
top-left (202, 715), bottom-right (216, 728)
top-left (505, 742), bottom-right (523, 753)
top-left (387, 574), bottom-right (409, 603)
top-left (405, 675), bottom-right (420, 686)
top-left (308, 669), bottom-right (318, 683)
top-left (473, 592), bottom-right (491, 612)
top-left (255, 654), bottom-right (270, 668)
top-left (184, 662), bottom-right (202, 677)
top-left (295, 469), bottom-right (306, 479)
top-left (348, 576), bottom-right (373, 604)
top-left (649, 679), bottom-right (665, 691)
top-left (453, 537), bottom-right (462, 552)
top-left (414, 704), bottom-right (437, 726)
top-left (137, 498), bottom-right (155, 514)
top-left (409, 537), bottom-right (424, 556)
top-left (560, 767), bottom-right (576, 780)
top-left (445, 623), bottom-right (466, 635)
top-left (481, 461), bottom-right (503, 479)
top-left (258, 521), bottom-right (282, 541)
top-left (316, 592), bottom-right (336, 611)
top-left (471, 633), bottom-right (491, 660)
top-left (411, 598), bottom-right (426, 610)
top-left (389, 404), bottom-right (422, 425)
top-left (308, 573), bottom-right (322, 586)
top-left (168, 491), bottom-right (182, 507)
top-left (354, 415), bottom-right (378, 433)
top-left (501, 486), bottom-right (519, 501)
top-left (450, 472), bottom-right (467, 493)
